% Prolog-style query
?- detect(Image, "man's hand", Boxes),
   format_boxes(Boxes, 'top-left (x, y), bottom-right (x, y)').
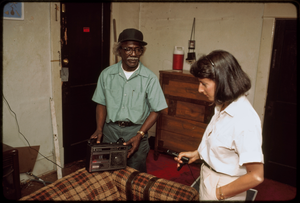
top-left (90, 104), bottom-right (106, 143)
top-left (90, 129), bottom-right (103, 143)
top-left (123, 133), bottom-right (142, 158)
top-left (123, 111), bottom-right (158, 158)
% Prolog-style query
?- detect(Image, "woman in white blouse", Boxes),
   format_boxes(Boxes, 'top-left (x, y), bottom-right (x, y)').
top-left (175, 50), bottom-right (264, 201)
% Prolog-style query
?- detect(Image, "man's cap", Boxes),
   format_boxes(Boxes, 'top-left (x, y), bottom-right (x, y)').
top-left (118, 28), bottom-right (147, 46)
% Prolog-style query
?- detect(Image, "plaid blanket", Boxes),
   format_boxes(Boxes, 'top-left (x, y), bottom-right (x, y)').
top-left (112, 166), bottom-right (199, 201)
top-left (20, 166), bottom-right (199, 201)
top-left (20, 168), bottom-right (121, 201)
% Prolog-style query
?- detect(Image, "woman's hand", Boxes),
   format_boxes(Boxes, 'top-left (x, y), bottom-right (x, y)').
top-left (174, 150), bottom-right (200, 168)
top-left (215, 162), bottom-right (264, 200)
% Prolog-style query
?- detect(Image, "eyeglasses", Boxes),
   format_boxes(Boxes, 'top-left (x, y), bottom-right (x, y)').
top-left (121, 47), bottom-right (143, 55)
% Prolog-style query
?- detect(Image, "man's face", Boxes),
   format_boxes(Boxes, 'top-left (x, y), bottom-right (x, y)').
top-left (119, 41), bottom-right (143, 71)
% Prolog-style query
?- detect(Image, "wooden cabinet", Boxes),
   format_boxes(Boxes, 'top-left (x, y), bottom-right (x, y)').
top-left (2, 144), bottom-right (21, 200)
top-left (154, 70), bottom-right (214, 160)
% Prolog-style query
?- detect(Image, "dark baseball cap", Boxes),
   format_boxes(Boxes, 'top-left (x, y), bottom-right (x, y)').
top-left (118, 28), bottom-right (147, 46)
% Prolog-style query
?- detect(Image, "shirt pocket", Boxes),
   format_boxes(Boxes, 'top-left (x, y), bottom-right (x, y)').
top-left (105, 88), bottom-right (122, 109)
top-left (214, 126), bottom-right (234, 149)
top-left (209, 133), bottom-right (233, 158)
top-left (130, 90), bottom-right (147, 109)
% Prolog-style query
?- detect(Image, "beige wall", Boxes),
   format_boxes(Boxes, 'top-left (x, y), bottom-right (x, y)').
top-left (3, 3), bottom-right (62, 181)
top-left (2, 2), bottom-right (297, 181)
top-left (111, 2), bottom-right (296, 136)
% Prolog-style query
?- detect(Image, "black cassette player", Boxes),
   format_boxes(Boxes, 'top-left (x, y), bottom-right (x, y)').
top-left (86, 138), bottom-right (128, 173)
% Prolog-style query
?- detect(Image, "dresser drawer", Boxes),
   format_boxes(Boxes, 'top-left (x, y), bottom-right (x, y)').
top-left (162, 98), bottom-right (213, 123)
top-left (162, 98), bottom-right (206, 123)
top-left (157, 130), bottom-right (202, 152)
top-left (162, 79), bottom-right (208, 101)
top-left (160, 114), bottom-right (207, 138)
top-left (157, 113), bottom-right (206, 152)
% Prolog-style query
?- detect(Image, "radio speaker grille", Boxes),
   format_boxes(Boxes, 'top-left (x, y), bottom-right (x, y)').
top-left (111, 152), bottom-right (126, 167)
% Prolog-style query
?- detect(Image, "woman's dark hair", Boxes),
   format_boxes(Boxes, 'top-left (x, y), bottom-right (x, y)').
top-left (190, 50), bottom-right (251, 105)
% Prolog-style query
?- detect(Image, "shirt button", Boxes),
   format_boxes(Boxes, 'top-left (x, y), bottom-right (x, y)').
top-left (124, 94), bottom-right (127, 96)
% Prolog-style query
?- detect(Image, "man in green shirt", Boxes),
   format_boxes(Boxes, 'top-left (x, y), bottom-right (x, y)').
top-left (90, 28), bottom-right (168, 172)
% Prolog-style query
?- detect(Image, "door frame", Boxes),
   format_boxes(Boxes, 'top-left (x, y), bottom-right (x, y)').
top-left (50, 2), bottom-right (64, 167)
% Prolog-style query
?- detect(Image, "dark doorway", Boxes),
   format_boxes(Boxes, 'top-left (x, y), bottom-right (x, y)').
top-left (60, 2), bottom-right (111, 164)
top-left (262, 19), bottom-right (297, 187)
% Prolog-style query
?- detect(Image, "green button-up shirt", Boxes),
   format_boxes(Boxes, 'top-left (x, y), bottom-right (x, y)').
top-left (92, 61), bottom-right (168, 124)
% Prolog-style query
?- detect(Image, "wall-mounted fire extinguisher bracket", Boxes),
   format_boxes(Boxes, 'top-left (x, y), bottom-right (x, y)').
top-left (186, 18), bottom-right (196, 65)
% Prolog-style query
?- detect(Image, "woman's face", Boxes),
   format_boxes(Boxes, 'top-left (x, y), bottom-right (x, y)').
top-left (198, 78), bottom-right (216, 102)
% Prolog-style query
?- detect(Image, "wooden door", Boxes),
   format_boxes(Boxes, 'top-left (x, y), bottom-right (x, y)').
top-left (60, 2), bottom-right (111, 164)
top-left (262, 19), bottom-right (297, 187)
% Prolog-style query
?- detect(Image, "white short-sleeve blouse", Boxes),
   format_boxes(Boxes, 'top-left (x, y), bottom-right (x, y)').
top-left (198, 95), bottom-right (264, 176)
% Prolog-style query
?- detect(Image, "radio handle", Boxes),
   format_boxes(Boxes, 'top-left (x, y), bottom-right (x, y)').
top-left (88, 138), bottom-right (98, 145)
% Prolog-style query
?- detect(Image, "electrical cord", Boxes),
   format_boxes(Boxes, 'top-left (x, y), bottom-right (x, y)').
top-left (166, 150), bottom-right (200, 188)
top-left (187, 164), bottom-right (200, 188)
top-left (2, 93), bottom-right (78, 169)
top-left (3, 92), bottom-right (201, 187)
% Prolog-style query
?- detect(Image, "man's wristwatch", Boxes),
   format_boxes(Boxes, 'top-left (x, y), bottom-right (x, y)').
top-left (137, 131), bottom-right (146, 138)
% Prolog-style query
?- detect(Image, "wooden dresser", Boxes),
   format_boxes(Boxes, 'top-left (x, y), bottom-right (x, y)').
top-left (154, 70), bottom-right (214, 160)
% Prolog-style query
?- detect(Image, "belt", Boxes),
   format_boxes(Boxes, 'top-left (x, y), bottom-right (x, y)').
top-left (203, 160), bottom-right (218, 173)
top-left (115, 121), bottom-right (135, 127)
